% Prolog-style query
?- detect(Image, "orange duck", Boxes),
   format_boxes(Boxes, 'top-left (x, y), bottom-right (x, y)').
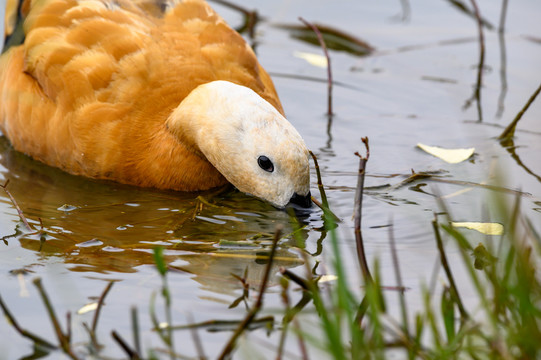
top-left (0, 0), bottom-right (311, 208)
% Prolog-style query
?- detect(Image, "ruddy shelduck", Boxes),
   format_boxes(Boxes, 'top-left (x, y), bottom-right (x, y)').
top-left (0, 0), bottom-right (312, 208)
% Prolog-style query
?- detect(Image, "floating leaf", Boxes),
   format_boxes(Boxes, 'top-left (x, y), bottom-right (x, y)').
top-left (451, 222), bottom-right (504, 235)
top-left (275, 23), bottom-right (375, 56)
top-left (77, 302), bottom-right (98, 315)
top-left (417, 143), bottom-right (474, 164)
top-left (319, 274), bottom-right (338, 283)
top-left (294, 51), bottom-right (328, 68)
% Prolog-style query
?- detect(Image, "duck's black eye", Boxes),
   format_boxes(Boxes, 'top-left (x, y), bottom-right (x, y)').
top-left (257, 155), bottom-right (274, 173)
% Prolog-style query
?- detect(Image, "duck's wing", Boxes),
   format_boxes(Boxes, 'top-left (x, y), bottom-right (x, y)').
top-left (0, 0), bottom-right (282, 190)
top-left (12, 0), bottom-right (281, 110)
top-left (0, 0), bottom-right (158, 173)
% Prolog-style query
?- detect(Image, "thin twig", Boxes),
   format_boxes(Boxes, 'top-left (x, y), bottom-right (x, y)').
top-left (0, 293), bottom-right (57, 349)
top-left (387, 170), bottom-right (532, 198)
top-left (432, 216), bottom-right (469, 320)
top-left (280, 268), bottom-right (309, 291)
top-left (308, 151), bottom-right (328, 208)
top-left (33, 278), bottom-right (78, 360)
top-left (499, 80), bottom-right (541, 140)
top-left (498, 0), bottom-right (509, 33)
top-left (298, 17), bottom-right (333, 116)
top-left (1, 180), bottom-right (32, 231)
top-left (218, 226), bottom-right (282, 360)
top-left (66, 312), bottom-right (72, 344)
top-left (92, 281), bottom-right (114, 333)
top-left (466, 0), bottom-right (485, 122)
top-left (112, 330), bottom-right (141, 360)
top-left (131, 306), bottom-right (141, 356)
top-left (354, 138), bottom-right (373, 284)
top-left (496, 28), bottom-right (508, 118)
top-left (500, 137), bottom-right (541, 182)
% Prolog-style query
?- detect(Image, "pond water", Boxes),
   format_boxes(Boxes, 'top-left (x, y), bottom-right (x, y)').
top-left (0, 0), bottom-right (540, 358)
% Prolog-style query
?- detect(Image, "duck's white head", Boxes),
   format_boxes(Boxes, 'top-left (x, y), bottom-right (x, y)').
top-left (167, 80), bottom-right (311, 208)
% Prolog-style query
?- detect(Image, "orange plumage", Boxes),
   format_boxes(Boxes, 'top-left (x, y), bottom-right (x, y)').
top-left (0, 0), bottom-right (285, 192)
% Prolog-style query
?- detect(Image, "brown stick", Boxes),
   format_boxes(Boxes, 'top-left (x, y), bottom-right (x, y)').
top-left (298, 17), bottom-right (333, 116)
top-left (354, 138), bottom-right (373, 284)
top-left (1, 180), bottom-right (32, 231)
top-left (131, 306), bottom-right (141, 356)
top-left (33, 278), bottom-right (78, 360)
top-left (308, 151), bottom-right (341, 223)
top-left (308, 151), bottom-right (328, 208)
top-left (218, 226), bottom-right (282, 359)
top-left (499, 81), bottom-right (541, 140)
top-left (112, 330), bottom-right (141, 360)
top-left (91, 281), bottom-right (115, 333)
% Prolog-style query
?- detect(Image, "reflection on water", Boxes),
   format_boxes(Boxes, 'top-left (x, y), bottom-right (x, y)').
top-left (0, 137), bottom-right (310, 283)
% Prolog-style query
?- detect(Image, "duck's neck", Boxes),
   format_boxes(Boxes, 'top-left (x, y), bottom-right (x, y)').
top-left (165, 81), bottom-right (252, 166)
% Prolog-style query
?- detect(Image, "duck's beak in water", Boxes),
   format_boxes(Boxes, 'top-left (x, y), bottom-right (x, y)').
top-left (289, 191), bottom-right (312, 208)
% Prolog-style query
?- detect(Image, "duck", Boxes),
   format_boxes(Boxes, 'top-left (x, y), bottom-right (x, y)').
top-left (0, 0), bottom-right (312, 208)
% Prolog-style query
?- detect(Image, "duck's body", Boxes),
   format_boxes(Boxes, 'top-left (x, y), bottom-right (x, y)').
top-left (1, 0), bottom-right (311, 207)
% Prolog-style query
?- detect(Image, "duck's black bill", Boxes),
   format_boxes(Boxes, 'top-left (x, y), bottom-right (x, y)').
top-left (289, 191), bottom-right (312, 208)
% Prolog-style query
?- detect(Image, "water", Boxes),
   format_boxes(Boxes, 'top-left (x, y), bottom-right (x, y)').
top-left (0, 0), bottom-right (540, 358)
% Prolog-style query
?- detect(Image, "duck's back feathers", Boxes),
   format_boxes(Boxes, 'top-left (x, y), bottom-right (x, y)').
top-left (0, 0), bottom-right (283, 191)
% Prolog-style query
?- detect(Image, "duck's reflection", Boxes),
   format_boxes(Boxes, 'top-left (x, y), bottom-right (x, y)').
top-left (0, 136), bottom-right (309, 291)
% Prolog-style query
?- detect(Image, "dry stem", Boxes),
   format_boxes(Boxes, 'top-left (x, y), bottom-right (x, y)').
top-left (354, 138), bottom-right (373, 284)
top-left (499, 81), bottom-right (541, 141)
top-left (432, 217), bottom-right (469, 320)
top-left (1, 180), bottom-right (32, 231)
top-left (298, 17), bottom-right (333, 116)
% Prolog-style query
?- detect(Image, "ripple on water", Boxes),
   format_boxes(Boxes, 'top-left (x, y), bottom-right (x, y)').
top-left (76, 239), bottom-right (104, 248)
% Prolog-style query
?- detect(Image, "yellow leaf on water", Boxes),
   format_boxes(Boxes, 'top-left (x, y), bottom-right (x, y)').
top-left (319, 274), bottom-right (338, 283)
top-left (293, 51), bottom-right (328, 68)
top-left (451, 222), bottom-right (504, 235)
top-left (77, 302), bottom-right (98, 315)
top-left (417, 143), bottom-right (474, 164)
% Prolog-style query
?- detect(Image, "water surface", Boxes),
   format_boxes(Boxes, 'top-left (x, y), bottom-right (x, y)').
top-left (0, 0), bottom-right (540, 358)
